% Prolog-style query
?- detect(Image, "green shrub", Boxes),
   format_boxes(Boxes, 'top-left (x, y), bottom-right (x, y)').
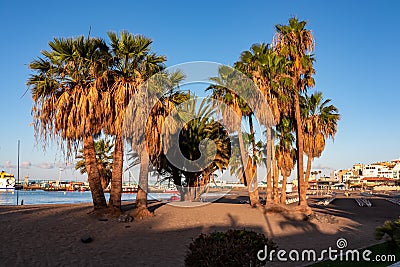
top-left (184, 229), bottom-right (277, 267)
top-left (375, 219), bottom-right (400, 247)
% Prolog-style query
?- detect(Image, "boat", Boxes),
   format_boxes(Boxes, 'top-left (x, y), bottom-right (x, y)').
top-left (168, 195), bottom-right (180, 201)
top-left (0, 171), bottom-right (16, 191)
top-left (122, 185), bottom-right (138, 193)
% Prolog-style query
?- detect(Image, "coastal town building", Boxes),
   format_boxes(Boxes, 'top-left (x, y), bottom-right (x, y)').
top-left (334, 169), bottom-right (349, 183)
top-left (314, 159), bottom-right (400, 190)
top-left (352, 163), bottom-right (363, 176)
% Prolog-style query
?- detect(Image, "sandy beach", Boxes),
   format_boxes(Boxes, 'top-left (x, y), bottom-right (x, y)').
top-left (0, 193), bottom-right (399, 266)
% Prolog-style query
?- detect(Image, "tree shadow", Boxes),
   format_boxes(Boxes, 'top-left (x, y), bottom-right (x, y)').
top-left (121, 199), bottom-right (167, 213)
top-left (2, 195), bottom-right (399, 267)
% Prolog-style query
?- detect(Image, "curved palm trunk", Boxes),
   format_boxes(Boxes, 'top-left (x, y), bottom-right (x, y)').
top-left (305, 155), bottom-right (313, 192)
top-left (135, 149), bottom-right (152, 217)
top-left (294, 93), bottom-right (308, 207)
top-left (280, 175), bottom-right (288, 204)
top-left (83, 135), bottom-right (107, 210)
top-left (108, 133), bottom-right (123, 213)
top-left (265, 127), bottom-right (273, 204)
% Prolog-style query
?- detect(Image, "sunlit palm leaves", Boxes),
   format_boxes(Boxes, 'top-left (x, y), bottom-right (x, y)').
top-left (105, 31), bottom-right (167, 211)
top-left (28, 36), bottom-right (111, 148)
top-left (275, 117), bottom-right (297, 178)
top-left (301, 91), bottom-right (340, 184)
top-left (147, 96), bottom-right (231, 189)
top-left (302, 91), bottom-right (340, 157)
top-left (28, 36), bottom-right (111, 209)
top-left (274, 17), bottom-right (315, 208)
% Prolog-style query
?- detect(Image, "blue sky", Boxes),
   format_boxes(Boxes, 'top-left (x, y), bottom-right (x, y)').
top-left (0, 0), bottom-right (399, 181)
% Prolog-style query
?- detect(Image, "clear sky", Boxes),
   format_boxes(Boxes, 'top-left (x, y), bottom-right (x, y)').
top-left (0, 0), bottom-right (399, 182)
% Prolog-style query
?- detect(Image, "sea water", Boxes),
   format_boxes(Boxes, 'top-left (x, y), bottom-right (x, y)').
top-left (0, 190), bottom-right (178, 206)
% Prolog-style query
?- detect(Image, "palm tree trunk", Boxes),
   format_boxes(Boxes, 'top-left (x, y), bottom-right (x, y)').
top-left (293, 93), bottom-right (308, 208)
top-left (248, 115), bottom-right (260, 207)
top-left (265, 127), bottom-right (273, 204)
top-left (248, 115), bottom-right (257, 158)
top-left (238, 126), bottom-right (260, 207)
top-left (273, 159), bottom-right (279, 202)
top-left (108, 133), bottom-right (123, 213)
top-left (280, 175), bottom-right (287, 204)
top-left (247, 160), bottom-right (260, 207)
top-left (83, 135), bottom-right (107, 210)
top-left (135, 149), bottom-right (152, 217)
top-left (97, 164), bottom-right (108, 190)
top-left (237, 124), bottom-right (248, 186)
top-left (305, 155), bottom-right (313, 192)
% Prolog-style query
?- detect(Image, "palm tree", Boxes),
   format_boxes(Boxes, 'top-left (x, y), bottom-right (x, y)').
top-left (123, 69), bottom-right (187, 217)
top-left (275, 116), bottom-right (297, 204)
top-left (274, 17), bottom-right (315, 210)
top-left (235, 43), bottom-right (291, 205)
top-left (170, 97), bottom-right (231, 200)
top-left (75, 138), bottom-right (114, 189)
top-left (105, 31), bottom-right (166, 213)
top-left (207, 66), bottom-right (263, 207)
top-left (301, 91), bottom-right (340, 189)
top-left (28, 36), bottom-right (110, 210)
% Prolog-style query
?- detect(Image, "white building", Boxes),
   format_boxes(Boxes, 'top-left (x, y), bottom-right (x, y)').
top-left (377, 167), bottom-right (394, 178)
top-left (362, 164), bottom-right (382, 177)
top-left (392, 162), bottom-right (400, 179)
top-left (342, 171), bottom-right (353, 182)
top-left (361, 161), bottom-right (400, 179)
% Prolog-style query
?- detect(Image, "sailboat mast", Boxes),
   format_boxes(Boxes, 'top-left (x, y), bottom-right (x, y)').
top-left (17, 140), bottom-right (20, 205)
top-left (17, 140), bottom-right (20, 185)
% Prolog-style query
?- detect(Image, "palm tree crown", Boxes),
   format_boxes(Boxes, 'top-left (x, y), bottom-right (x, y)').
top-left (302, 91), bottom-right (340, 159)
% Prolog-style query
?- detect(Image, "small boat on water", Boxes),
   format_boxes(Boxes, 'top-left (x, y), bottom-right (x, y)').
top-left (122, 185), bottom-right (138, 193)
top-left (0, 171), bottom-right (16, 191)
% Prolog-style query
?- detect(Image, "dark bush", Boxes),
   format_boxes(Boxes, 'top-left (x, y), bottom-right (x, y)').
top-left (184, 229), bottom-right (277, 267)
top-left (375, 219), bottom-right (400, 247)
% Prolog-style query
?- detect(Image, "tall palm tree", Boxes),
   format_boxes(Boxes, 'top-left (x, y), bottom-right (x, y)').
top-left (105, 31), bottom-right (166, 213)
top-left (275, 116), bottom-right (297, 204)
top-left (123, 70), bottom-right (186, 217)
top-left (274, 17), bottom-right (315, 210)
top-left (301, 91), bottom-right (340, 189)
top-left (207, 66), bottom-right (262, 207)
top-left (235, 43), bottom-right (291, 205)
top-left (28, 36), bottom-right (110, 210)
top-left (75, 138), bottom-right (114, 189)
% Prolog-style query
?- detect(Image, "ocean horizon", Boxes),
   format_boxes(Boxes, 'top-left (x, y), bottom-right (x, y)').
top-left (0, 191), bottom-right (179, 206)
